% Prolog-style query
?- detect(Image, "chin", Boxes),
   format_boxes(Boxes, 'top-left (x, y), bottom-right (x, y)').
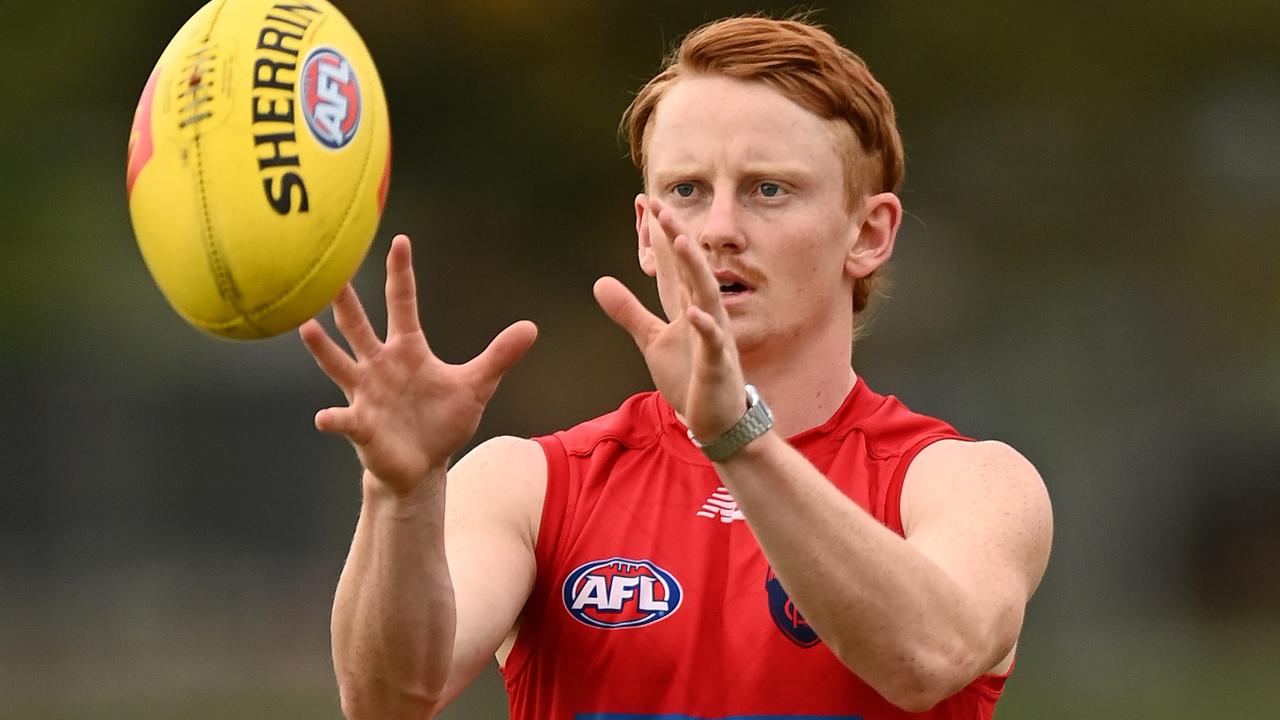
top-left (727, 318), bottom-right (769, 356)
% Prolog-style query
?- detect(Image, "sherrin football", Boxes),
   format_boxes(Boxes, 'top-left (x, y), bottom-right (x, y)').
top-left (127, 0), bottom-right (391, 339)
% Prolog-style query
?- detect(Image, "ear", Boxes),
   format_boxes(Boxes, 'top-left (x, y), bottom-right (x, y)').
top-left (635, 193), bottom-right (658, 277)
top-left (845, 192), bottom-right (902, 279)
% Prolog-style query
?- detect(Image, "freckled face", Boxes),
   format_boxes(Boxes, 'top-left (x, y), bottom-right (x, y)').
top-left (637, 74), bottom-right (862, 354)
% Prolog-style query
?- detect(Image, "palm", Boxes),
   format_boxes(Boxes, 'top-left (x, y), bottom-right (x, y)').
top-left (300, 236), bottom-right (537, 496)
top-left (342, 337), bottom-right (471, 486)
top-left (634, 314), bottom-right (694, 414)
top-left (595, 200), bottom-right (747, 441)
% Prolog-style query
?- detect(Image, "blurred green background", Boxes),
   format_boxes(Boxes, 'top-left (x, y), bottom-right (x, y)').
top-left (2, 1), bottom-right (1279, 717)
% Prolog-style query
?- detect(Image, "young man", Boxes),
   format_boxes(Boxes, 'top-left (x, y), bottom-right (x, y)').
top-left (300, 16), bottom-right (1053, 720)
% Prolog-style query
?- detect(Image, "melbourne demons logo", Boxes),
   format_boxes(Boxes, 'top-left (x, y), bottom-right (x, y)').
top-left (766, 566), bottom-right (820, 647)
top-left (563, 557), bottom-right (682, 629)
top-left (300, 46), bottom-right (361, 149)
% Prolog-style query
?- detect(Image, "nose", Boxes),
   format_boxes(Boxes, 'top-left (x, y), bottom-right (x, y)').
top-left (698, 189), bottom-right (746, 253)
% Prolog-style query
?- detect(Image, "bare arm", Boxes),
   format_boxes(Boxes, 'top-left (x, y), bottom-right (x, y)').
top-left (331, 437), bottom-right (544, 719)
top-left (433, 435), bottom-right (544, 710)
top-left (331, 469), bottom-right (452, 719)
top-left (715, 434), bottom-right (1051, 711)
top-left (300, 235), bottom-right (539, 719)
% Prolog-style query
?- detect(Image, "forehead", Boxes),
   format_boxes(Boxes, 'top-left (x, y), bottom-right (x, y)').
top-left (644, 74), bottom-right (847, 177)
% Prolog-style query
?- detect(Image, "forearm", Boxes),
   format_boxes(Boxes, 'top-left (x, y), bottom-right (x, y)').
top-left (718, 432), bottom-right (995, 709)
top-left (332, 470), bottom-right (456, 720)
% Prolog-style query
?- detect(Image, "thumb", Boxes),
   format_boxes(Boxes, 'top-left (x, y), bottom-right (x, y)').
top-left (467, 320), bottom-right (539, 401)
top-left (594, 276), bottom-right (664, 352)
top-left (315, 406), bottom-right (371, 446)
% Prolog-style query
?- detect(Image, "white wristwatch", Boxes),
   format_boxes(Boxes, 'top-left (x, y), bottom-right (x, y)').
top-left (687, 384), bottom-right (775, 462)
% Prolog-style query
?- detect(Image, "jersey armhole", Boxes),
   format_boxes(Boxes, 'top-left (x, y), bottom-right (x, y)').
top-left (502, 433), bottom-right (571, 680)
top-left (971, 653), bottom-right (1014, 701)
top-left (881, 433), bottom-right (970, 536)
top-left (531, 434), bottom-right (571, 574)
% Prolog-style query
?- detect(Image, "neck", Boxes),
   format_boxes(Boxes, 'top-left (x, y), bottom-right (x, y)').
top-left (738, 315), bottom-right (858, 438)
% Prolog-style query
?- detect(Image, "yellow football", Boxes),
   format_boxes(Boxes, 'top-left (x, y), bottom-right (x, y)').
top-left (127, 0), bottom-right (391, 339)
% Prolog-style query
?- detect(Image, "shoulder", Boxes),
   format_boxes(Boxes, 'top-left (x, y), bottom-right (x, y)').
top-left (903, 440), bottom-right (1050, 527)
top-left (448, 436), bottom-right (548, 549)
top-left (445, 393), bottom-right (667, 545)
top-left (901, 439), bottom-right (1053, 588)
top-left (454, 435), bottom-right (547, 479)
top-left (544, 391), bottom-right (666, 456)
top-left (906, 439), bottom-right (1045, 503)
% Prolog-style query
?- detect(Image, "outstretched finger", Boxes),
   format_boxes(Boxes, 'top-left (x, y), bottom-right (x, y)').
top-left (647, 197), bottom-right (697, 268)
top-left (672, 235), bottom-right (725, 319)
top-left (332, 284), bottom-right (381, 358)
top-left (299, 319), bottom-right (359, 395)
top-left (686, 305), bottom-right (729, 363)
top-left (647, 197), bottom-right (680, 238)
top-left (385, 234), bottom-right (424, 339)
top-left (466, 320), bottom-right (539, 403)
top-left (649, 201), bottom-right (724, 319)
top-left (593, 276), bottom-right (666, 351)
top-left (649, 199), bottom-right (696, 264)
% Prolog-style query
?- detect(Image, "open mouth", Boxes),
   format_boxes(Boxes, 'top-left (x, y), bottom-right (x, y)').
top-left (714, 270), bottom-right (754, 296)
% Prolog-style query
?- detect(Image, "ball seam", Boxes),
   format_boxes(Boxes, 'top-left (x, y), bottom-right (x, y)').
top-left (192, 0), bottom-right (271, 337)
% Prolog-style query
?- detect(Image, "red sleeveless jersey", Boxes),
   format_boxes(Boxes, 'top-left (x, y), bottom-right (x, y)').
top-left (502, 378), bottom-right (1008, 719)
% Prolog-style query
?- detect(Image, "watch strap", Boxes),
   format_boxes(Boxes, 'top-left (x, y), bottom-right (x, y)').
top-left (688, 384), bottom-right (775, 462)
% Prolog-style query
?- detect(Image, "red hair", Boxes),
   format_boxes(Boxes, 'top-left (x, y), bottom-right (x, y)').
top-left (622, 16), bottom-right (904, 313)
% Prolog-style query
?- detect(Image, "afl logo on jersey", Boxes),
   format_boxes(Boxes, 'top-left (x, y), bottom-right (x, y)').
top-left (563, 557), bottom-right (682, 629)
top-left (300, 47), bottom-right (362, 149)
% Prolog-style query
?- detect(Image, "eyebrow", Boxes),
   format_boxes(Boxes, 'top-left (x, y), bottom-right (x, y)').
top-left (649, 163), bottom-right (815, 186)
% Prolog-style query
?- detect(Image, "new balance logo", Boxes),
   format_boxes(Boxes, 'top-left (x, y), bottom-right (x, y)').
top-left (696, 486), bottom-right (745, 524)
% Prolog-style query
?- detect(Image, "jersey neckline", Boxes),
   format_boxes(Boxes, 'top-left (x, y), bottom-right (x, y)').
top-left (655, 375), bottom-right (887, 464)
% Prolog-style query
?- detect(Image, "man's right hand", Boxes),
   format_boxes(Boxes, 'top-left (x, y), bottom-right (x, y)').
top-left (299, 233), bottom-right (538, 497)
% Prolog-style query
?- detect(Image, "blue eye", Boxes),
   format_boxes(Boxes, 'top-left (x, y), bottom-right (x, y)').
top-left (759, 182), bottom-right (781, 197)
top-left (674, 183), bottom-right (695, 198)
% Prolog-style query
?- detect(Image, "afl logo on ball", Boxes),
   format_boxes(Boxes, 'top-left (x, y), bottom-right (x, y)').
top-left (300, 47), bottom-right (361, 149)
top-left (563, 557), bottom-right (682, 629)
